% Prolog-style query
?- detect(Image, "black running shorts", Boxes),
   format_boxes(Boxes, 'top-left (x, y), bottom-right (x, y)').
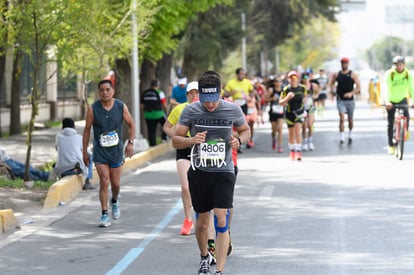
top-left (176, 147), bottom-right (191, 161)
top-left (269, 112), bottom-right (284, 122)
top-left (187, 168), bottom-right (235, 213)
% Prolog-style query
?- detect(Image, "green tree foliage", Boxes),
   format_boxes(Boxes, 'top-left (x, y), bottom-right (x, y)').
top-left (8, 0), bottom-right (70, 181)
top-left (46, 0), bottom-right (231, 92)
top-left (180, 3), bottom-right (245, 80)
top-left (54, 1), bottom-right (134, 81)
top-left (365, 36), bottom-right (412, 71)
top-left (277, 15), bottom-right (340, 73)
top-left (139, 0), bottom-right (233, 63)
top-left (179, 0), bottom-right (339, 78)
top-left (0, 1), bottom-right (9, 137)
top-left (247, 0), bottom-right (339, 75)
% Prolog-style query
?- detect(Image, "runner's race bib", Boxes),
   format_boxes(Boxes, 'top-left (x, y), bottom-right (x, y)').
top-left (99, 131), bottom-right (119, 147)
top-left (305, 97), bottom-right (313, 109)
top-left (234, 99), bottom-right (247, 106)
top-left (199, 140), bottom-right (226, 168)
top-left (247, 107), bottom-right (256, 114)
top-left (272, 104), bottom-right (284, 114)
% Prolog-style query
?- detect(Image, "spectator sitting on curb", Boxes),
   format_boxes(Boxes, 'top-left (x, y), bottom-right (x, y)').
top-left (0, 149), bottom-right (50, 182)
top-left (54, 118), bottom-right (95, 190)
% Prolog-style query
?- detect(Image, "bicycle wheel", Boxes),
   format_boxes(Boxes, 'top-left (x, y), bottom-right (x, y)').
top-left (393, 120), bottom-right (399, 158)
top-left (397, 119), bottom-right (405, 160)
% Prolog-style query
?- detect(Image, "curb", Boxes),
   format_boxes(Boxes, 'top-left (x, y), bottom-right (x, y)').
top-left (43, 175), bottom-right (84, 208)
top-left (0, 209), bottom-right (20, 234)
top-left (42, 141), bottom-right (173, 209)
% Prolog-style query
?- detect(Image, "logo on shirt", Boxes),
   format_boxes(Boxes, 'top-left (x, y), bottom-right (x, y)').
top-left (201, 87), bottom-right (218, 93)
top-left (193, 119), bottom-right (233, 126)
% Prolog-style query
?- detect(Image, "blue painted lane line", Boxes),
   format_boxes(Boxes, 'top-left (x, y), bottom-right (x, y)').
top-left (106, 199), bottom-right (182, 275)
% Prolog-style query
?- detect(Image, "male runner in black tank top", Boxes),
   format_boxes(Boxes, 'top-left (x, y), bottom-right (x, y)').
top-left (329, 57), bottom-right (361, 146)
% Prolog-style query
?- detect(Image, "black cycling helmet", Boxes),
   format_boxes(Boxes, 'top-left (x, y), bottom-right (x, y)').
top-left (392, 55), bottom-right (405, 64)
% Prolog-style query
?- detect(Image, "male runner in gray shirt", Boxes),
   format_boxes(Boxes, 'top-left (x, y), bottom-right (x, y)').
top-left (173, 71), bottom-right (250, 275)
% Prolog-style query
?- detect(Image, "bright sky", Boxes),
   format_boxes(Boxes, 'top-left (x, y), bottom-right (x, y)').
top-left (338, 0), bottom-right (414, 58)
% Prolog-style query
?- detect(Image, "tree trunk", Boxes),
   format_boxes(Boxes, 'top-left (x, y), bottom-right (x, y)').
top-left (24, 76), bottom-right (39, 182)
top-left (182, 48), bottom-right (200, 81)
top-left (114, 58), bottom-right (135, 140)
top-left (140, 58), bottom-right (156, 93)
top-left (0, 54), bottom-right (5, 137)
top-left (10, 49), bottom-right (22, 136)
top-left (139, 58), bottom-right (156, 140)
top-left (155, 52), bottom-right (173, 101)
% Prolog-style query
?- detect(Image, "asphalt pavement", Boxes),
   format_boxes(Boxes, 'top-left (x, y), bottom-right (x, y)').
top-left (1, 100), bottom-right (414, 275)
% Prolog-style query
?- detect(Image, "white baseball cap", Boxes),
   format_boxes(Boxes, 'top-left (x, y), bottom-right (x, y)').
top-left (186, 81), bottom-right (198, 92)
top-left (178, 77), bottom-right (187, 85)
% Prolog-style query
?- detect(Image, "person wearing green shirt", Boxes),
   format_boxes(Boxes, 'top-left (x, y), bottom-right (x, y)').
top-left (140, 79), bottom-right (168, 146)
top-left (385, 56), bottom-right (414, 154)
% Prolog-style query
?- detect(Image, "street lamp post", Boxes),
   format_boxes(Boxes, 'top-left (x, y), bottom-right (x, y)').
top-left (131, 0), bottom-right (148, 151)
top-left (241, 12), bottom-right (246, 70)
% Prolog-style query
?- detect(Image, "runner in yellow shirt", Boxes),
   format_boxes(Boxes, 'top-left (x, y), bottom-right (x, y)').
top-left (223, 68), bottom-right (254, 116)
top-left (163, 81), bottom-right (199, 236)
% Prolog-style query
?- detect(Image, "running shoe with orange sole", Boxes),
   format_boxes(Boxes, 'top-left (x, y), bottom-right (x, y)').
top-left (180, 218), bottom-right (193, 235)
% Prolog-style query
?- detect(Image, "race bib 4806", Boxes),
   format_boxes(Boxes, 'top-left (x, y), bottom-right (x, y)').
top-left (200, 141), bottom-right (225, 160)
top-left (198, 140), bottom-right (227, 168)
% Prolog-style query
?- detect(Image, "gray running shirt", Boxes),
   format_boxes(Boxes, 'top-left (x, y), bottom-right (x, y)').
top-left (178, 100), bottom-right (245, 173)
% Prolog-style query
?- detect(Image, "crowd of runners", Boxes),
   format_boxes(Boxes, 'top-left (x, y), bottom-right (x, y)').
top-left (147, 57), bottom-right (361, 275)
top-left (77, 54), bottom-right (414, 275)
top-left (214, 61), bottom-right (351, 161)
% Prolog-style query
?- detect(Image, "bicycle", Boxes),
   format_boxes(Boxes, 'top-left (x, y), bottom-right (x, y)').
top-left (383, 104), bottom-right (409, 160)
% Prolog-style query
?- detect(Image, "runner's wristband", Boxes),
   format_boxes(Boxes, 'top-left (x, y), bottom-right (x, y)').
top-left (236, 137), bottom-right (242, 148)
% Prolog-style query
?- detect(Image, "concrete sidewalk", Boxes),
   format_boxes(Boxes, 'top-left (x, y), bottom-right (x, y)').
top-left (0, 121), bottom-right (173, 234)
top-left (0, 122), bottom-right (67, 167)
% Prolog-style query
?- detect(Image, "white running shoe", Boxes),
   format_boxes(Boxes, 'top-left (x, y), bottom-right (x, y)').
top-left (309, 142), bottom-right (315, 151)
top-left (302, 143), bottom-right (308, 151)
